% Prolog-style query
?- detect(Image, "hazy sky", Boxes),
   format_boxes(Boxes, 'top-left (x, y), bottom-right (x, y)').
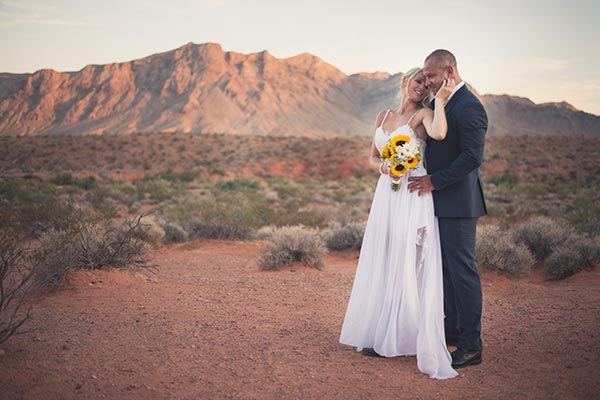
top-left (1, 0), bottom-right (599, 115)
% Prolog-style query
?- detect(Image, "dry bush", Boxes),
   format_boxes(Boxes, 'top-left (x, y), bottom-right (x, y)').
top-left (544, 235), bottom-right (600, 280)
top-left (162, 222), bottom-right (188, 243)
top-left (511, 216), bottom-right (572, 261)
top-left (257, 226), bottom-right (327, 271)
top-left (476, 225), bottom-right (534, 278)
top-left (322, 222), bottom-right (365, 251)
top-left (74, 215), bottom-right (153, 270)
top-left (0, 230), bottom-right (33, 344)
top-left (32, 215), bottom-right (154, 292)
top-left (31, 229), bottom-right (77, 291)
top-left (544, 248), bottom-right (584, 280)
top-left (253, 225), bottom-right (277, 240)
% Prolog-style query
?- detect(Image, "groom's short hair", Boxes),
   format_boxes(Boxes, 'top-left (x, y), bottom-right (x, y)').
top-left (425, 49), bottom-right (457, 68)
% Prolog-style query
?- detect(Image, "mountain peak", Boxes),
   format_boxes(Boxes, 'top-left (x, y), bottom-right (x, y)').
top-left (0, 42), bottom-right (597, 137)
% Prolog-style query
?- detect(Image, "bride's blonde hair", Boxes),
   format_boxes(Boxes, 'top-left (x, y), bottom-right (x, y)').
top-left (399, 67), bottom-right (431, 109)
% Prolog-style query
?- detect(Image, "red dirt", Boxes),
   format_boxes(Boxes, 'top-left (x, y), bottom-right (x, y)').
top-left (1, 240), bottom-right (599, 400)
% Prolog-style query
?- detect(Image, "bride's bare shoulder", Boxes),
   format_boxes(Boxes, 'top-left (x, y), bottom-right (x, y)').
top-left (374, 110), bottom-right (389, 128)
top-left (418, 107), bottom-right (434, 119)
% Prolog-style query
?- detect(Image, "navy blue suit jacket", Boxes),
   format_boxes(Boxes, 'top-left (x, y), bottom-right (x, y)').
top-left (426, 85), bottom-right (488, 218)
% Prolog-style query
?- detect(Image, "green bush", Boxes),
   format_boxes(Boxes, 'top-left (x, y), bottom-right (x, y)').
top-left (214, 178), bottom-right (261, 192)
top-left (562, 192), bottom-right (600, 237)
top-left (257, 226), bottom-right (327, 270)
top-left (476, 225), bottom-right (534, 277)
top-left (50, 173), bottom-right (98, 190)
top-left (160, 190), bottom-right (275, 241)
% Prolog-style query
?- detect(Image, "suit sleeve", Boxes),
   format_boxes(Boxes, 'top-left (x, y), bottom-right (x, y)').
top-left (430, 101), bottom-right (488, 190)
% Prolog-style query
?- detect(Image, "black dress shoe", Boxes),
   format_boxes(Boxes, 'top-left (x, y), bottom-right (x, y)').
top-left (451, 348), bottom-right (482, 368)
top-left (361, 348), bottom-right (384, 358)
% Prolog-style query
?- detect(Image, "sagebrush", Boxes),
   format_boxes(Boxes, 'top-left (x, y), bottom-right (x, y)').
top-left (258, 226), bottom-right (327, 270)
top-left (476, 225), bottom-right (534, 277)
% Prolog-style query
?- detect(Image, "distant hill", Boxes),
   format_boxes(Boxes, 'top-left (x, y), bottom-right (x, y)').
top-left (0, 42), bottom-right (598, 137)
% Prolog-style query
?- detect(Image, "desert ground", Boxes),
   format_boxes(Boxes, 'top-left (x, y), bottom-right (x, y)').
top-left (1, 239), bottom-right (598, 400)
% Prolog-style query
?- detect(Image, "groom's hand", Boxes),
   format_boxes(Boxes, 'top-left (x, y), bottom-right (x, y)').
top-left (408, 175), bottom-right (435, 196)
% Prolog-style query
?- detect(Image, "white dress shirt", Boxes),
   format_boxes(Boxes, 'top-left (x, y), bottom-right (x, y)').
top-left (445, 80), bottom-right (465, 105)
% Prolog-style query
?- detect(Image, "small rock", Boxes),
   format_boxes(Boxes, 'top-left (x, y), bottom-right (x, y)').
top-left (91, 374), bottom-right (98, 380)
top-left (0, 349), bottom-right (5, 356)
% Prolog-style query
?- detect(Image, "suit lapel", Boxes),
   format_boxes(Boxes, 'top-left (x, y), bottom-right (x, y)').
top-left (444, 85), bottom-right (468, 116)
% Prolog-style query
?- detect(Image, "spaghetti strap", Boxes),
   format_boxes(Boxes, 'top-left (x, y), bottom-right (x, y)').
top-left (407, 109), bottom-right (420, 125)
top-left (380, 110), bottom-right (391, 127)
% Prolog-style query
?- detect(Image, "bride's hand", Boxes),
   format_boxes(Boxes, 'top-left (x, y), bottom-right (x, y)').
top-left (434, 78), bottom-right (456, 103)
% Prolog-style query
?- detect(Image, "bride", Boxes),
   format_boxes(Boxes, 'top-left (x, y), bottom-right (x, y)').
top-left (339, 67), bottom-right (458, 379)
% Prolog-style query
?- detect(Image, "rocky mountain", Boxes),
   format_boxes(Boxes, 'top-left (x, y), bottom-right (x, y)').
top-left (0, 42), bottom-right (598, 137)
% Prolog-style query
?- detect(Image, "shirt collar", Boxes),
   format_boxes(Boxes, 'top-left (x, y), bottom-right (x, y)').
top-left (445, 80), bottom-right (465, 105)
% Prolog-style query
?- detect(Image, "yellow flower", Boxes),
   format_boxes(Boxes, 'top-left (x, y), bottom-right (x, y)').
top-left (391, 162), bottom-right (408, 176)
top-left (381, 144), bottom-right (396, 161)
top-left (390, 134), bottom-right (411, 148)
top-left (406, 156), bottom-right (418, 168)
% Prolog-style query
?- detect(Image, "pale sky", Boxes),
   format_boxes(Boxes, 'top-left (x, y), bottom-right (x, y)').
top-left (1, 0), bottom-right (599, 115)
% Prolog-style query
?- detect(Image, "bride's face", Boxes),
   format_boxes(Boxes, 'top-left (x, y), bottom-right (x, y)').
top-left (405, 72), bottom-right (427, 103)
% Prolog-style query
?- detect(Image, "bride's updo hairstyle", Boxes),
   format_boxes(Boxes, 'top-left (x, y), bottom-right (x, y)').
top-left (399, 67), bottom-right (431, 109)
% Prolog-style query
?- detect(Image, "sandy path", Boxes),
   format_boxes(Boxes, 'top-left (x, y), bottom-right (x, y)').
top-left (1, 240), bottom-right (599, 399)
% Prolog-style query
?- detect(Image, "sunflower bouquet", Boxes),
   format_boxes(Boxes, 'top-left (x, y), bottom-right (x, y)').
top-left (380, 134), bottom-right (422, 191)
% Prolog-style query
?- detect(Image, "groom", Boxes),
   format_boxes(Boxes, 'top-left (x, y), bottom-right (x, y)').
top-left (408, 49), bottom-right (488, 369)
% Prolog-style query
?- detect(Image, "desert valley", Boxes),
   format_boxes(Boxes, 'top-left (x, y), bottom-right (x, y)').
top-left (0, 42), bottom-right (599, 399)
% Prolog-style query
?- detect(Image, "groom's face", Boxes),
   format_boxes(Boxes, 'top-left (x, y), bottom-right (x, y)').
top-left (423, 58), bottom-right (446, 94)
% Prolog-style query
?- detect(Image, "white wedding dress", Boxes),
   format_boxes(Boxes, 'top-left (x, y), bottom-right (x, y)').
top-left (339, 111), bottom-right (457, 379)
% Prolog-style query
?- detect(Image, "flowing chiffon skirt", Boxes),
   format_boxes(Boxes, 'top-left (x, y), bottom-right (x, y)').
top-left (339, 170), bottom-right (457, 380)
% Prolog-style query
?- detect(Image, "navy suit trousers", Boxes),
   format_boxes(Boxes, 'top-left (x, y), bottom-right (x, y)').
top-left (438, 217), bottom-right (483, 352)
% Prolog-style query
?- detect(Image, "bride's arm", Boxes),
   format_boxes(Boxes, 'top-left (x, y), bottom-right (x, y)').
top-left (370, 111), bottom-right (390, 174)
top-left (421, 79), bottom-right (456, 140)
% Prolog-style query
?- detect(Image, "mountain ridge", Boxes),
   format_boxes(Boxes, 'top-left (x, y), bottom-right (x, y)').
top-left (0, 42), bottom-right (598, 137)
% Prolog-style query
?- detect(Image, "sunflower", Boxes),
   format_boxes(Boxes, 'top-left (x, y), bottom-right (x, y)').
top-left (390, 134), bottom-right (411, 148)
top-left (380, 144), bottom-right (396, 161)
top-left (406, 156), bottom-right (419, 168)
top-left (391, 162), bottom-right (408, 177)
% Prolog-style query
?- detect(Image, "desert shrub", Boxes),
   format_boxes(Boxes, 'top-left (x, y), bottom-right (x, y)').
top-left (253, 225), bottom-right (277, 240)
top-left (511, 217), bottom-right (572, 261)
top-left (323, 222), bottom-right (365, 251)
top-left (257, 226), bottom-right (327, 270)
top-left (214, 178), bottom-right (261, 192)
top-left (160, 169), bottom-right (200, 183)
top-left (476, 225), bottom-right (534, 277)
top-left (0, 180), bottom-right (80, 236)
top-left (32, 214), bottom-right (154, 285)
top-left (50, 173), bottom-right (98, 190)
top-left (31, 229), bottom-right (77, 291)
top-left (135, 179), bottom-right (178, 203)
top-left (0, 229), bottom-right (33, 344)
top-left (74, 215), bottom-right (153, 270)
top-left (161, 192), bottom-right (275, 241)
top-left (562, 192), bottom-right (600, 237)
top-left (559, 235), bottom-right (600, 269)
top-left (544, 247), bottom-right (584, 280)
